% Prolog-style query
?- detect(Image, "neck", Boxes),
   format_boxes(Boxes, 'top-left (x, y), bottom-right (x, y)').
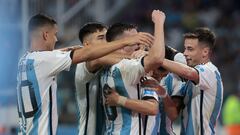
top-left (30, 38), bottom-right (49, 52)
top-left (201, 58), bottom-right (210, 65)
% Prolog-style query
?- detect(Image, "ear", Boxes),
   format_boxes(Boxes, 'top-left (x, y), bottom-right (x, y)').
top-left (83, 41), bottom-right (90, 46)
top-left (202, 47), bottom-right (209, 58)
top-left (43, 31), bottom-right (48, 41)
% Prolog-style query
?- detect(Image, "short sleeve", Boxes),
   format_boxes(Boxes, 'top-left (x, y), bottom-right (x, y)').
top-left (141, 88), bottom-right (159, 102)
top-left (38, 50), bottom-right (72, 76)
top-left (75, 62), bottom-right (99, 84)
top-left (116, 58), bottom-right (145, 85)
top-left (195, 64), bottom-right (214, 90)
top-left (161, 73), bottom-right (186, 97)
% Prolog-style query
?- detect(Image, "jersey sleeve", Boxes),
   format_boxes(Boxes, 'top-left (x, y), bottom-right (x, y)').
top-left (40, 50), bottom-right (72, 76)
top-left (75, 62), bottom-right (99, 84)
top-left (141, 88), bottom-right (159, 102)
top-left (161, 73), bottom-right (186, 97)
top-left (195, 64), bottom-right (214, 90)
top-left (116, 58), bottom-right (145, 85)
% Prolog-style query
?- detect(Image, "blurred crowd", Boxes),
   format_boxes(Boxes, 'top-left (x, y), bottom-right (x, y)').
top-left (0, 0), bottom-right (239, 133)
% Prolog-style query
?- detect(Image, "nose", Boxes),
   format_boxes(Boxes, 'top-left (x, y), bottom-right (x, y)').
top-left (183, 50), bottom-right (188, 57)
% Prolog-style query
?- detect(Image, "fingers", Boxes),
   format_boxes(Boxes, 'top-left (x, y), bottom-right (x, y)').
top-left (138, 32), bottom-right (154, 46)
top-left (152, 10), bottom-right (166, 24)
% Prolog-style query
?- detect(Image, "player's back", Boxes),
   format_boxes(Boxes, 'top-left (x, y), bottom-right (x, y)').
top-left (100, 58), bottom-right (145, 135)
top-left (17, 50), bottom-right (72, 135)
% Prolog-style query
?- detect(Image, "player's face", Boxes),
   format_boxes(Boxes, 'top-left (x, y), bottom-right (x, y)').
top-left (87, 29), bottom-right (107, 45)
top-left (47, 24), bottom-right (58, 50)
top-left (120, 29), bottom-right (140, 53)
top-left (183, 38), bottom-right (203, 67)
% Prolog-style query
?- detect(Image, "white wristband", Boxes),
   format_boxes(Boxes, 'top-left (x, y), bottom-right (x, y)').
top-left (117, 96), bottom-right (127, 106)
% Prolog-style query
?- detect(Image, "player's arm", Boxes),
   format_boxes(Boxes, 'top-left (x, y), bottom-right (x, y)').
top-left (57, 45), bottom-right (81, 51)
top-left (71, 32), bottom-right (153, 64)
top-left (143, 10), bottom-right (165, 72)
top-left (140, 77), bottom-right (182, 121)
top-left (161, 59), bottom-right (199, 84)
top-left (86, 52), bottom-right (132, 73)
top-left (106, 90), bottom-right (158, 115)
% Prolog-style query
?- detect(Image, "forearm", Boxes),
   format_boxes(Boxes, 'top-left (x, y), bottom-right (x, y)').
top-left (144, 17), bottom-right (165, 72)
top-left (122, 98), bottom-right (158, 115)
top-left (151, 21), bottom-right (165, 63)
top-left (162, 59), bottom-right (199, 83)
top-left (71, 39), bottom-right (127, 64)
top-left (86, 52), bottom-right (130, 72)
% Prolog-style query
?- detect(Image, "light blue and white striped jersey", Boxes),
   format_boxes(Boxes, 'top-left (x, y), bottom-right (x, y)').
top-left (75, 62), bottom-right (104, 135)
top-left (176, 62), bottom-right (223, 135)
top-left (17, 50), bottom-right (72, 135)
top-left (100, 58), bottom-right (158, 135)
top-left (148, 73), bottom-right (186, 135)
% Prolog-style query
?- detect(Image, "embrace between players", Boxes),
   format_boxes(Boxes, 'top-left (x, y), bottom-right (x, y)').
top-left (17, 10), bottom-right (223, 135)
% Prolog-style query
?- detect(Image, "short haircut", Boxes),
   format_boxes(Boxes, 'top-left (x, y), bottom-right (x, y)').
top-left (106, 23), bottom-right (137, 42)
top-left (78, 22), bottom-right (108, 43)
top-left (28, 14), bottom-right (56, 34)
top-left (184, 27), bottom-right (216, 50)
top-left (158, 46), bottom-right (179, 71)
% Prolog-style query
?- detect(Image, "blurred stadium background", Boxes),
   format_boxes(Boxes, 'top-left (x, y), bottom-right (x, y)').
top-left (0, 0), bottom-right (239, 134)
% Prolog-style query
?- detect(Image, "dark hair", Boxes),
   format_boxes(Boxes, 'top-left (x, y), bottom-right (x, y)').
top-left (106, 23), bottom-right (137, 42)
top-left (184, 27), bottom-right (216, 50)
top-left (28, 14), bottom-right (56, 34)
top-left (158, 46), bottom-right (179, 71)
top-left (78, 22), bottom-right (107, 43)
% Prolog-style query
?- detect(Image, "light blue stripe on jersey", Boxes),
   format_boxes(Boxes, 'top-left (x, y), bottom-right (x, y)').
top-left (112, 67), bottom-right (132, 135)
top-left (209, 71), bottom-right (223, 135)
top-left (165, 74), bottom-right (173, 95)
top-left (180, 81), bottom-right (194, 135)
top-left (26, 59), bottom-right (42, 135)
top-left (152, 107), bottom-right (160, 135)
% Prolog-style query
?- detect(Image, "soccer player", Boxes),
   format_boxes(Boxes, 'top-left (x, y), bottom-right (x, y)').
top-left (160, 27), bottom-right (224, 135)
top-left (16, 14), bottom-right (153, 135)
top-left (140, 46), bottom-right (187, 135)
top-left (75, 22), bottom-right (137, 135)
top-left (101, 10), bottom-right (165, 135)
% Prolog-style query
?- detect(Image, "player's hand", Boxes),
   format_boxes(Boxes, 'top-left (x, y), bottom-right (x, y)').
top-left (140, 76), bottom-right (167, 97)
top-left (131, 49), bottom-right (148, 59)
top-left (105, 90), bottom-right (120, 106)
top-left (124, 32), bottom-right (154, 47)
top-left (152, 10), bottom-right (165, 24)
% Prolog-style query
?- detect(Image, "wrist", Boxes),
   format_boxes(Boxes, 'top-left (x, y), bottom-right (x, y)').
top-left (117, 96), bottom-right (127, 106)
top-left (160, 90), bottom-right (168, 98)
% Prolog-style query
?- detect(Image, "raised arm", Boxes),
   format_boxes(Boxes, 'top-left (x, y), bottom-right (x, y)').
top-left (143, 10), bottom-right (165, 72)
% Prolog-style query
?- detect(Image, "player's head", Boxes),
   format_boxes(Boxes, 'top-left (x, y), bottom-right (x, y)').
top-left (78, 22), bottom-right (108, 46)
top-left (28, 14), bottom-right (58, 50)
top-left (153, 46), bottom-right (187, 80)
top-left (152, 46), bottom-right (176, 80)
top-left (183, 27), bottom-right (216, 67)
top-left (106, 23), bottom-right (139, 53)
